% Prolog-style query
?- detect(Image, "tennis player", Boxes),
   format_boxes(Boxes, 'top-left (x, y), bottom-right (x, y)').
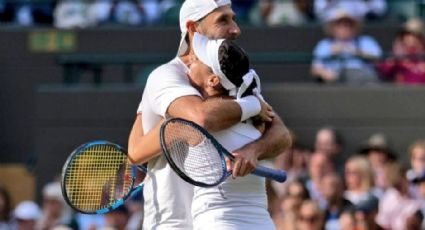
top-left (127, 0), bottom-right (292, 229)
top-left (186, 32), bottom-right (277, 230)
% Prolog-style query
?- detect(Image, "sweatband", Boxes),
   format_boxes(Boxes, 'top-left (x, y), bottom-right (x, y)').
top-left (235, 95), bottom-right (261, 121)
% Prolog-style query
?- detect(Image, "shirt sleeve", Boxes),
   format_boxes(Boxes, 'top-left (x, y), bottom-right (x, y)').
top-left (312, 39), bottom-right (331, 67)
top-left (359, 36), bottom-right (382, 57)
top-left (145, 65), bottom-right (201, 117)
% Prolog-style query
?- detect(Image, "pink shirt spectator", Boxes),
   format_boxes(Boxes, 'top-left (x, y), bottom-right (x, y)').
top-left (375, 188), bottom-right (421, 230)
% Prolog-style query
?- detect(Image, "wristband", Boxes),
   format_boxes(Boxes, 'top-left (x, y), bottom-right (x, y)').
top-left (235, 95), bottom-right (261, 121)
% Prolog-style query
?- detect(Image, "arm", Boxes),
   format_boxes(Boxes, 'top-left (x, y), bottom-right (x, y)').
top-left (231, 112), bottom-right (292, 178)
top-left (167, 95), bottom-right (272, 132)
top-left (127, 113), bottom-right (164, 164)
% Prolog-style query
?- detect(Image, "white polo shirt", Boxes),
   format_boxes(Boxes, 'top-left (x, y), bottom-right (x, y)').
top-left (138, 57), bottom-right (201, 230)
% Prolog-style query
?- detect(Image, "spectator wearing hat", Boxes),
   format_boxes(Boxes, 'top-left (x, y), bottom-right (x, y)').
top-left (378, 18), bottom-right (425, 84)
top-left (359, 133), bottom-right (396, 199)
top-left (311, 8), bottom-right (382, 84)
top-left (14, 201), bottom-right (41, 230)
top-left (37, 182), bottom-right (78, 230)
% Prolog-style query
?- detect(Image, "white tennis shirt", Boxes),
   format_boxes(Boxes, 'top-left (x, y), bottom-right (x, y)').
top-left (191, 121), bottom-right (275, 230)
top-left (137, 57), bottom-right (201, 230)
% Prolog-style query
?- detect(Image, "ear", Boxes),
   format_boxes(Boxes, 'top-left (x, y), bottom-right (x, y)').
top-left (187, 20), bottom-right (199, 34)
top-left (208, 75), bottom-right (221, 87)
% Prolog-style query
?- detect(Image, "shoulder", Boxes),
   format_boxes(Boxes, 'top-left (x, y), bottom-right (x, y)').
top-left (357, 35), bottom-right (379, 44)
top-left (145, 58), bottom-right (188, 87)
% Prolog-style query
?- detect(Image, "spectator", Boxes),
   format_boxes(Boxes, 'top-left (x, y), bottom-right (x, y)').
top-left (101, 206), bottom-right (129, 230)
top-left (272, 180), bottom-right (310, 230)
top-left (296, 200), bottom-right (325, 230)
top-left (377, 18), bottom-right (425, 84)
top-left (37, 182), bottom-right (78, 230)
top-left (343, 156), bottom-right (376, 206)
top-left (359, 133), bottom-right (396, 198)
top-left (0, 186), bottom-right (13, 230)
top-left (353, 194), bottom-right (380, 230)
top-left (272, 131), bottom-right (310, 198)
top-left (231, 0), bottom-right (256, 24)
top-left (376, 162), bottom-right (422, 230)
top-left (54, 0), bottom-right (92, 29)
top-left (338, 209), bottom-right (357, 230)
top-left (314, 0), bottom-right (387, 22)
top-left (257, 0), bottom-right (315, 27)
top-left (311, 8), bottom-right (382, 84)
top-left (406, 139), bottom-right (425, 199)
top-left (321, 173), bottom-right (354, 230)
top-left (111, 0), bottom-right (144, 26)
top-left (313, 126), bottom-right (345, 173)
top-left (0, 2), bottom-right (14, 23)
top-left (305, 151), bottom-right (335, 209)
top-left (14, 201), bottom-right (42, 230)
top-left (410, 172), bottom-right (425, 229)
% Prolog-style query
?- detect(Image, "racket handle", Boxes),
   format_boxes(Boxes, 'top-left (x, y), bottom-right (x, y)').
top-left (252, 166), bottom-right (287, 183)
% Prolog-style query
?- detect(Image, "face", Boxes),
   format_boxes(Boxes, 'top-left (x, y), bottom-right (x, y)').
top-left (16, 219), bottom-right (36, 230)
top-left (367, 150), bottom-right (387, 168)
top-left (195, 5), bottom-right (241, 40)
top-left (314, 129), bottom-right (340, 157)
top-left (322, 174), bottom-right (342, 201)
top-left (308, 152), bottom-right (333, 182)
top-left (286, 182), bottom-right (306, 209)
top-left (297, 203), bottom-right (323, 230)
top-left (411, 146), bottom-right (425, 174)
top-left (42, 198), bottom-right (62, 217)
top-left (331, 18), bottom-right (357, 41)
top-left (402, 34), bottom-right (424, 55)
top-left (187, 55), bottom-right (214, 96)
top-left (345, 162), bottom-right (362, 190)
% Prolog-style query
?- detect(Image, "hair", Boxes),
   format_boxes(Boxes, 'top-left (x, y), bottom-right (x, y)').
top-left (408, 139), bottom-right (425, 158)
top-left (345, 155), bottom-right (374, 191)
top-left (218, 40), bottom-right (256, 97)
top-left (0, 185), bottom-right (11, 221)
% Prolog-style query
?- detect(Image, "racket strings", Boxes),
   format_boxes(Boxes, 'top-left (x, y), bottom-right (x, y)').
top-left (64, 144), bottom-right (133, 212)
top-left (164, 122), bottom-right (225, 185)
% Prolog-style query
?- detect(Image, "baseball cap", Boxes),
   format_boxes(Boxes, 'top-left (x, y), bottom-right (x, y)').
top-left (325, 8), bottom-right (361, 23)
top-left (177, 0), bottom-right (231, 56)
top-left (14, 201), bottom-right (41, 220)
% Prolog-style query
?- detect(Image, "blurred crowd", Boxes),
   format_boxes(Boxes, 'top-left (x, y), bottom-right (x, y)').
top-left (268, 129), bottom-right (425, 230)
top-left (1, 129), bottom-right (425, 230)
top-left (0, 0), bottom-right (412, 28)
top-left (0, 180), bottom-right (144, 230)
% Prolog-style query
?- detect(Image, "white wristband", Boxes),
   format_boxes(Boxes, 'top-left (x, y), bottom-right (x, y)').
top-left (235, 95), bottom-right (261, 121)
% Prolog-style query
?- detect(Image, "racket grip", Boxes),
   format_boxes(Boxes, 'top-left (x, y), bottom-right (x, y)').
top-left (252, 166), bottom-right (287, 183)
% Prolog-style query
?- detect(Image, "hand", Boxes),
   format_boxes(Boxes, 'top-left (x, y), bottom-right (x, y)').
top-left (229, 148), bottom-right (258, 178)
top-left (257, 98), bottom-right (274, 123)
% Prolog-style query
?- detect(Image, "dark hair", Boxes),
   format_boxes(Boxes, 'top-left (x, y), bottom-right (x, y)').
top-left (218, 40), bottom-right (256, 97)
top-left (0, 185), bottom-right (11, 221)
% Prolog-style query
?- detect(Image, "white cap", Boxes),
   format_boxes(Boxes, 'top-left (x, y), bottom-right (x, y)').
top-left (177, 0), bottom-right (231, 56)
top-left (42, 182), bottom-right (64, 203)
top-left (14, 201), bottom-right (41, 220)
top-left (192, 32), bottom-right (262, 100)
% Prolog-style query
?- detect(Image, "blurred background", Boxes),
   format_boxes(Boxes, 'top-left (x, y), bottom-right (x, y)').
top-left (1, 0), bottom-right (425, 229)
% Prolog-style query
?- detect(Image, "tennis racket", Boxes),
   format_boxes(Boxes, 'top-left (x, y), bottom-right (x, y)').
top-left (160, 117), bottom-right (287, 188)
top-left (61, 140), bottom-right (146, 214)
